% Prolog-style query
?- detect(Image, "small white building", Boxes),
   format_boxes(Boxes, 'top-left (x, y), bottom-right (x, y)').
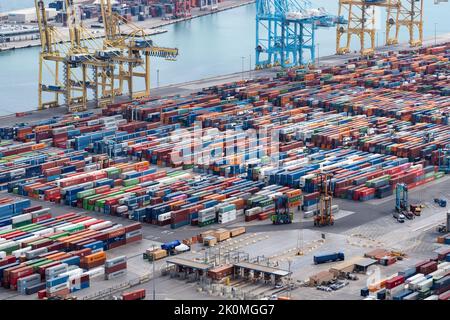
top-left (8, 7), bottom-right (58, 24)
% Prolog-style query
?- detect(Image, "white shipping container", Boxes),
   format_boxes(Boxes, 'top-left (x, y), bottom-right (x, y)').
top-left (406, 273), bottom-right (424, 284)
top-left (46, 264), bottom-right (69, 278)
top-left (428, 268), bottom-right (446, 280)
top-left (105, 269), bottom-right (127, 280)
top-left (0, 251), bottom-right (6, 259)
top-left (0, 240), bottom-right (17, 251)
top-left (99, 224), bottom-right (123, 234)
top-left (16, 234), bottom-right (40, 246)
top-left (89, 221), bottom-right (113, 230)
top-left (30, 208), bottom-right (51, 218)
top-left (78, 218), bottom-right (98, 226)
top-left (158, 212), bottom-right (172, 222)
top-left (83, 267), bottom-right (105, 279)
top-left (424, 295), bottom-right (439, 300)
top-left (116, 206), bottom-right (128, 214)
top-left (25, 247), bottom-right (48, 260)
top-left (403, 292), bottom-right (419, 300)
top-left (12, 213), bottom-right (32, 224)
top-left (245, 207), bottom-right (262, 216)
top-left (54, 222), bottom-right (72, 232)
top-left (408, 276), bottom-right (427, 290)
top-left (438, 262), bottom-right (450, 270)
top-left (47, 282), bottom-right (69, 294)
top-left (12, 246), bottom-right (32, 258)
top-left (59, 268), bottom-right (83, 279)
top-left (0, 225), bottom-right (13, 233)
top-left (32, 227), bottom-right (54, 237)
top-left (416, 278), bottom-right (433, 291)
top-left (386, 284), bottom-right (405, 300)
top-left (105, 256), bottom-right (127, 268)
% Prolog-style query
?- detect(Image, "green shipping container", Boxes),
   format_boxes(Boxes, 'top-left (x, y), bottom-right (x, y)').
top-left (77, 189), bottom-right (96, 199)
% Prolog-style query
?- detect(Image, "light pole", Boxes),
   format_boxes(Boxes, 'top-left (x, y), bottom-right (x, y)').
top-left (157, 69), bottom-right (160, 87)
top-left (287, 259), bottom-right (292, 298)
top-left (316, 43), bottom-right (320, 67)
top-left (249, 54), bottom-right (252, 79)
top-left (376, 31), bottom-right (379, 48)
top-left (434, 23), bottom-right (438, 46)
top-left (152, 244), bottom-right (156, 300)
top-left (241, 56), bottom-right (245, 81)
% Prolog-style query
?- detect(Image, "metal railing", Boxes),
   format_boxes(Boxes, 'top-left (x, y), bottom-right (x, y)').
top-left (81, 273), bottom-right (152, 300)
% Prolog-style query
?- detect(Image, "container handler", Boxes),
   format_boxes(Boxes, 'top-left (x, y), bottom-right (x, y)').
top-left (314, 173), bottom-right (334, 227)
top-left (271, 194), bottom-right (293, 225)
top-left (395, 183), bottom-right (414, 220)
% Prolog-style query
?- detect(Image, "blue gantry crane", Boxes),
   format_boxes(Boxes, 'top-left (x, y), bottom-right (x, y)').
top-left (395, 183), bottom-right (408, 213)
top-left (438, 144), bottom-right (450, 174)
top-left (255, 0), bottom-right (341, 69)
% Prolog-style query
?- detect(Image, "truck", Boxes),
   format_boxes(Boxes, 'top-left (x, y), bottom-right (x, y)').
top-left (434, 198), bottom-right (447, 207)
top-left (313, 252), bottom-right (345, 265)
top-left (161, 240), bottom-right (181, 251)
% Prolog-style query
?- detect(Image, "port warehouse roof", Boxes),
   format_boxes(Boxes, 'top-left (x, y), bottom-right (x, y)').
top-left (166, 257), bottom-right (213, 271)
top-left (330, 257), bottom-right (367, 273)
top-left (354, 258), bottom-right (378, 269)
top-left (0, 26), bottom-right (40, 37)
top-left (234, 262), bottom-right (291, 277)
top-left (166, 258), bottom-right (291, 276)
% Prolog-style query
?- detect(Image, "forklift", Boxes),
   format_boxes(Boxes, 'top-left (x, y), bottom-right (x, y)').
top-left (394, 183), bottom-right (414, 221)
top-left (314, 173), bottom-right (334, 227)
top-left (272, 195), bottom-right (293, 225)
top-left (436, 211), bottom-right (450, 234)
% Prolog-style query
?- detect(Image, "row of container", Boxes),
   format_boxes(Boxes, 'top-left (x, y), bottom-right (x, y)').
top-left (362, 248), bottom-right (450, 300)
top-left (1, 46), bottom-right (449, 224)
top-left (0, 203), bottom-right (142, 297)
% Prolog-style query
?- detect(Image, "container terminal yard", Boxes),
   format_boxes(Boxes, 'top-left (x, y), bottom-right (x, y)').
top-left (0, 0), bottom-right (449, 303)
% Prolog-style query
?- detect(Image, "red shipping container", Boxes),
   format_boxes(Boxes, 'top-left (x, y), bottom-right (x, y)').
top-left (32, 214), bottom-right (52, 223)
top-left (385, 275), bottom-right (405, 290)
top-left (37, 289), bottom-right (47, 299)
top-left (415, 260), bottom-right (430, 273)
top-left (70, 248), bottom-right (93, 258)
top-left (31, 239), bottom-right (54, 250)
top-left (22, 205), bottom-right (43, 214)
top-left (125, 234), bottom-right (143, 244)
top-left (10, 266), bottom-right (34, 289)
top-left (105, 262), bottom-right (127, 274)
top-left (438, 248), bottom-right (450, 260)
top-left (419, 261), bottom-right (438, 275)
top-left (122, 289), bottom-right (145, 300)
top-left (124, 222), bottom-right (141, 233)
top-left (108, 239), bottom-right (126, 250)
top-left (0, 256), bottom-right (17, 267)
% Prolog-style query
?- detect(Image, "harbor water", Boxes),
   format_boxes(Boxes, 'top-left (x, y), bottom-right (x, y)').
top-left (0, 0), bottom-right (449, 114)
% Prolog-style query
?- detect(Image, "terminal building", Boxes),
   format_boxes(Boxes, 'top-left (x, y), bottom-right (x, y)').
top-left (0, 25), bottom-right (40, 43)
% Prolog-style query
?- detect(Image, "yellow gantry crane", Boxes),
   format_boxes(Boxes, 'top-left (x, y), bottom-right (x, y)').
top-left (64, 0), bottom-right (120, 109)
top-left (99, 0), bottom-right (179, 99)
top-left (35, 0), bottom-right (115, 112)
top-left (36, 0), bottom-right (178, 113)
top-left (336, 0), bottom-right (424, 56)
top-left (35, 0), bottom-right (66, 110)
top-left (386, 0), bottom-right (424, 47)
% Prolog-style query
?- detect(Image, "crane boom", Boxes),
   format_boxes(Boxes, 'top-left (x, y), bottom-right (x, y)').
top-left (99, 0), bottom-right (179, 99)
